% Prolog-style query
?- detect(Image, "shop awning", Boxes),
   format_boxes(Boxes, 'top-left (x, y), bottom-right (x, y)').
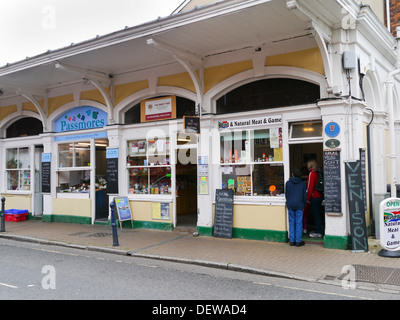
top-left (0, 0), bottom-right (345, 100)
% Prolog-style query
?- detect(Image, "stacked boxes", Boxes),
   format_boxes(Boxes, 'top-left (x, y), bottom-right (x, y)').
top-left (4, 209), bottom-right (29, 222)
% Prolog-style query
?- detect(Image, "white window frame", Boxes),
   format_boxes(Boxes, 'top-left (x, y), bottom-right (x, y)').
top-left (5, 147), bottom-right (31, 192)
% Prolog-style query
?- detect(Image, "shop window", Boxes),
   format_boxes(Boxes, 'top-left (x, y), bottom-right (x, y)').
top-left (58, 141), bottom-right (90, 168)
top-left (6, 117), bottom-right (43, 138)
top-left (57, 141), bottom-right (91, 193)
top-left (127, 138), bottom-right (171, 194)
top-left (290, 121), bottom-right (322, 139)
top-left (220, 128), bottom-right (284, 196)
top-left (57, 170), bottom-right (91, 193)
top-left (6, 147), bottom-right (30, 191)
top-left (216, 78), bottom-right (320, 115)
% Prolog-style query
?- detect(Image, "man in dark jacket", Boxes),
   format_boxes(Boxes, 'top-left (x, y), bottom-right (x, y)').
top-left (285, 168), bottom-right (307, 247)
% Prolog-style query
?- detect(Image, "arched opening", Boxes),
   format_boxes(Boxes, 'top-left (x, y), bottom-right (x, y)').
top-left (6, 117), bottom-right (43, 138)
top-left (216, 78), bottom-right (320, 115)
top-left (125, 96), bottom-right (196, 125)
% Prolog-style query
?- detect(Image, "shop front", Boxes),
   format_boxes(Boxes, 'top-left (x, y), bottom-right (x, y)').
top-left (43, 106), bottom-right (109, 224)
top-left (121, 95), bottom-right (198, 231)
top-left (2, 0), bottom-right (396, 250)
top-left (117, 87), bottom-right (325, 241)
top-left (178, 75), bottom-right (324, 243)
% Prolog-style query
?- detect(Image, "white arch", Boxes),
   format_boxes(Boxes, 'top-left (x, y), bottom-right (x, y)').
top-left (204, 66), bottom-right (327, 114)
top-left (1, 111), bottom-right (42, 129)
top-left (47, 100), bottom-right (108, 132)
top-left (363, 70), bottom-right (383, 112)
top-left (114, 86), bottom-right (197, 124)
top-left (363, 77), bottom-right (376, 111)
top-left (0, 111), bottom-right (43, 138)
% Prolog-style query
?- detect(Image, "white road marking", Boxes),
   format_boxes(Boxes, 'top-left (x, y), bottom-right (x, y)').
top-left (0, 282), bottom-right (18, 289)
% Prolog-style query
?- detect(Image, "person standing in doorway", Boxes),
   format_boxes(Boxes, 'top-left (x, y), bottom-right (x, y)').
top-left (285, 168), bottom-right (307, 247)
top-left (306, 159), bottom-right (324, 238)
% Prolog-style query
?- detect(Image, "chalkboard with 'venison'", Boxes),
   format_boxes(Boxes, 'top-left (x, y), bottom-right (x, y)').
top-left (345, 161), bottom-right (368, 252)
top-left (323, 150), bottom-right (341, 214)
top-left (214, 189), bottom-right (234, 239)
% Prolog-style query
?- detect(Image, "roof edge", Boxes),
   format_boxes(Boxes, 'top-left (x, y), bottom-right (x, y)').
top-left (0, 0), bottom-right (271, 77)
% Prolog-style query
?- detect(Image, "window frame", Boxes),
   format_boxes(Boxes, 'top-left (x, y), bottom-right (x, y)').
top-left (220, 127), bottom-right (284, 197)
top-left (126, 137), bottom-right (172, 195)
top-left (289, 121), bottom-right (323, 142)
top-left (5, 147), bottom-right (31, 191)
top-left (56, 141), bottom-right (93, 194)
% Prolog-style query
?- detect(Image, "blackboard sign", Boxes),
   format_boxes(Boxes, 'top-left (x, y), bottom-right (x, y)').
top-left (41, 153), bottom-right (51, 193)
top-left (214, 189), bottom-right (234, 239)
top-left (359, 149), bottom-right (367, 213)
top-left (106, 148), bottom-right (118, 194)
top-left (345, 161), bottom-right (368, 252)
top-left (323, 150), bottom-right (341, 214)
top-left (184, 116), bottom-right (200, 134)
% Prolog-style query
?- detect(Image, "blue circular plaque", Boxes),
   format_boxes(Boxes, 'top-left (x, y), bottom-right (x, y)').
top-left (325, 122), bottom-right (340, 138)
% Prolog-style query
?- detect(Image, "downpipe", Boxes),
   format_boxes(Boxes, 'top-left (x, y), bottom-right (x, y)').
top-left (386, 27), bottom-right (400, 198)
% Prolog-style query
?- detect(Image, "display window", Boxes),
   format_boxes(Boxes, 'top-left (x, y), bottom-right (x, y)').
top-left (6, 147), bottom-right (30, 191)
top-left (57, 140), bottom-right (108, 193)
top-left (59, 141), bottom-right (90, 168)
top-left (127, 138), bottom-right (172, 195)
top-left (57, 141), bottom-right (91, 193)
top-left (220, 128), bottom-right (284, 196)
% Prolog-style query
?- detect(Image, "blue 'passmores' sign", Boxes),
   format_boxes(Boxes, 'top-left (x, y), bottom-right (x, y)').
top-left (55, 106), bottom-right (108, 133)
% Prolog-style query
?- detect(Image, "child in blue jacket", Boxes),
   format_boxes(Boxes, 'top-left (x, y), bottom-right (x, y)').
top-left (285, 168), bottom-right (307, 247)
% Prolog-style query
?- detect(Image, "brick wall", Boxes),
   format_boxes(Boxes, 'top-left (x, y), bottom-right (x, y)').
top-left (388, 0), bottom-right (400, 36)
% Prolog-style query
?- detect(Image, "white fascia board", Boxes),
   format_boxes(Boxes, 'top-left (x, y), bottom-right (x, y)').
top-left (336, 0), bottom-right (361, 18)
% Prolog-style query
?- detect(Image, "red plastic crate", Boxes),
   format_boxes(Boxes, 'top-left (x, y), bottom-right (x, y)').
top-left (4, 210), bottom-right (29, 222)
top-left (5, 213), bottom-right (27, 222)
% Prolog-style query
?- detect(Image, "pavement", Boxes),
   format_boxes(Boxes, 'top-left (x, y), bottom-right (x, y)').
top-left (1, 218), bottom-right (400, 295)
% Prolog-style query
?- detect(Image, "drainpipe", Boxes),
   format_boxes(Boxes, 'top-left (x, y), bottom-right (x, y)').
top-left (365, 108), bottom-right (374, 220)
top-left (386, 0), bottom-right (391, 33)
top-left (386, 27), bottom-right (400, 198)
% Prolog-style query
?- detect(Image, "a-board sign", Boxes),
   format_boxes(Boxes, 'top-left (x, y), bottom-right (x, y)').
top-left (41, 153), bottom-right (51, 193)
top-left (113, 197), bottom-right (133, 230)
top-left (379, 198), bottom-right (400, 252)
top-left (183, 116), bottom-right (200, 134)
top-left (323, 150), bottom-right (341, 215)
top-left (214, 189), bottom-right (234, 239)
top-left (106, 148), bottom-right (118, 194)
top-left (113, 197), bottom-right (132, 221)
top-left (345, 161), bottom-right (368, 252)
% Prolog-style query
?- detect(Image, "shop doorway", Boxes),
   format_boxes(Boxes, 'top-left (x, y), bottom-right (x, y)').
top-left (34, 145), bottom-right (44, 217)
top-left (94, 138), bottom-right (109, 221)
top-left (289, 142), bottom-right (324, 243)
top-left (289, 143), bottom-right (323, 181)
top-left (175, 139), bottom-right (198, 229)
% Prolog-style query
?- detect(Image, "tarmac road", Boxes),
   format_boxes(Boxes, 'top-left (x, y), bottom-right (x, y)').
top-left (0, 238), bottom-right (397, 302)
